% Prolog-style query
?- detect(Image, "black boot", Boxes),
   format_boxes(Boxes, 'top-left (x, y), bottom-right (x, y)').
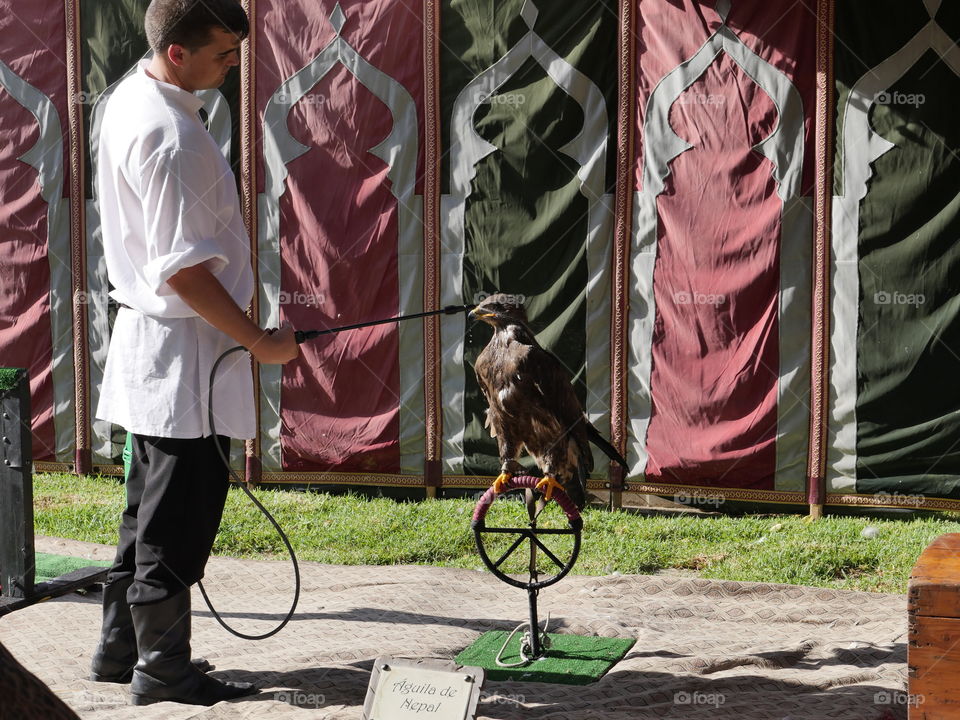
top-left (129, 589), bottom-right (257, 706)
top-left (90, 579), bottom-right (213, 684)
top-left (90, 577), bottom-right (138, 682)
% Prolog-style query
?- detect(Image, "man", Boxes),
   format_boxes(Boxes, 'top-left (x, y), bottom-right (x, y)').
top-left (90, 0), bottom-right (298, 706)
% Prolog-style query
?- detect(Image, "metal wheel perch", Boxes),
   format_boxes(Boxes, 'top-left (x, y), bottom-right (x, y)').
top-left (471, 476), bottom-right (582, 664)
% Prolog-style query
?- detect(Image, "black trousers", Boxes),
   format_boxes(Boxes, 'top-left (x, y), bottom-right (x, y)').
top-left (107, 434), bottom-right (231, 606)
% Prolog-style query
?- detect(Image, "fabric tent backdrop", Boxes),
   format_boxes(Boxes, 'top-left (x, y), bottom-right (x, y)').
top-left (2, 0), bottom-right (960, 511)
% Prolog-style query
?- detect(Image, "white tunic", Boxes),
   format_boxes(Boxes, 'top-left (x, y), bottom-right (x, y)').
top-left (96, 61), bottom-right (255, 439)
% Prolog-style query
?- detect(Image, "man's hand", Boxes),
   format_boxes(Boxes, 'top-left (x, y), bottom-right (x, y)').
top-left (250, 325), bottom-right (299, 364)
top-left (166, 264), bottom-right (299, 364)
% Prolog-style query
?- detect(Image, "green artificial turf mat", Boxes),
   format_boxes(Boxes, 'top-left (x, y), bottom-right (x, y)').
top-left (34, 552), bottom-right (111, 583)
top-left (455, 631), bottom-right (634, 685)
top-left (0, 368), bottom-right (22, 392)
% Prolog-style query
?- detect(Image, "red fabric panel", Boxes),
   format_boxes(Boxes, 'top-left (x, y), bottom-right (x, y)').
top-left (634, 1), bottom-right (816, 489)
top-left (645, 55), bottom-right (781, 489)
top-left (257, 0), bottom-right (423, 472)
top-left (0, 2), bottom-right (68, 461)
top-left (635, 0), bottom-right (816, 193)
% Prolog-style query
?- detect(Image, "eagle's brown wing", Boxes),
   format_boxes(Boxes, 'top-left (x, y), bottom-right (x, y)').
top-left (474, 337), bottom-right (525, 465)
top-left (474, 325), bottom-right (592, 507)
top-left (485, 340), bottom-right (590, 510)
top-left (474, 348), bottom-right (497, 438)
top-left (514, 344), bottom-right (592, 473)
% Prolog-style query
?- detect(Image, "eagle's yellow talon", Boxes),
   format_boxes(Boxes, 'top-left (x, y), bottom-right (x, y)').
top-left (535, 475), bottom-right (563, 502)
top-left (492, 472), bottom-right (512, 494)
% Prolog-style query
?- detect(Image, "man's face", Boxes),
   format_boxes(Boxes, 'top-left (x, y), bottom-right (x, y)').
top-left (170, 27), bottom-right (241, 92)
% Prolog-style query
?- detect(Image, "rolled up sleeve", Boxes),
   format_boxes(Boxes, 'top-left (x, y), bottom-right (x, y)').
top-left (139, 148), bottom-right (229, 294)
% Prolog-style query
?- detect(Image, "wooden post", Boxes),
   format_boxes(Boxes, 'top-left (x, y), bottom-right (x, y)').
top-left (607, 463), bottom-right (626, 511)
top-left (0, 369), bottom-right (35, 599)
top-left (806, 0), bottom-right (836, 522)
top-left (609, 0), bottom-right (636, 516)
top-left (424, 459), bottom-right (441, 500)
top-left (423, 0), bottom-right (443, 500)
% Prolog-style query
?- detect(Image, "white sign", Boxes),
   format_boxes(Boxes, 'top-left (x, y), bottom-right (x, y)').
top-left (363, 658), bottom-right (483, 720)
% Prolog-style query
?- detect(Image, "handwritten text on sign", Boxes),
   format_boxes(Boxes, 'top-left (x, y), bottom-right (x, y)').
top-left (371, 666), bottom-right (473, 720)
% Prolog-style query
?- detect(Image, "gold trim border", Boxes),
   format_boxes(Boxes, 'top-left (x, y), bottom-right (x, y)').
top-left (36, 462), bottom-right (123, 477)
top-left (624, 482), bottom-right (960, 512)
top-left (64, 0), bottom-right (90, 472)
top-left (610, 0), bottom-right (636, 466)
top-left (240, 0), bottom-right (260, 481)
top-left (422, 0), bottom-right (443, 467)
top-left (807, 0), bottom-right (836, 508)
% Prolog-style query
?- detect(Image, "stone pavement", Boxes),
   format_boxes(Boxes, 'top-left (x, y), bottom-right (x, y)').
top-left (0, 537), bottom-right (909, 719)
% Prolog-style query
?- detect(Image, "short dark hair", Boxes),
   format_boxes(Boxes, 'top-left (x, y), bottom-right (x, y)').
top-left (145, 0), bottom-right (249, 53)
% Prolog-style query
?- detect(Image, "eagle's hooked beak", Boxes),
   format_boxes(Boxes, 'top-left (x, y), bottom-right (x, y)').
top-left (469, 308), bottom-right (497, 321)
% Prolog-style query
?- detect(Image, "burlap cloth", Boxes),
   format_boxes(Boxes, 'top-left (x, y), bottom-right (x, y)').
top-left (0, 537), bottom-right (909, 719)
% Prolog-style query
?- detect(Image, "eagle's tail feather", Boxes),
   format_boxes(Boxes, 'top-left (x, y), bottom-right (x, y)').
top-left (566, 463), bottom-right (587, 510)
top-left (585, 422), bottom-right (628, 468)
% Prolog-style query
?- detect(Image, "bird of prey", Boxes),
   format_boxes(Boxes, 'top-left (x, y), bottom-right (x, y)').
top-left (470, 293), bottom-right (627, 509)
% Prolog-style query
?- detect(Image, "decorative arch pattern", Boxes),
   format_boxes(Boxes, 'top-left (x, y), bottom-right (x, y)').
top-left (439, 0), bottom-right (613, 473)
top-left (628, 0), bottom-right (812, 491)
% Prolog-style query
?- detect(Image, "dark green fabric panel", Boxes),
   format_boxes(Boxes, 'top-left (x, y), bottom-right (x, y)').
top-left (80, 1), bottom-right (151, 465)
top-left (80, 0), bottom-right (150, 98)
top-left (853, 42), bottom-right (960, 498)
top-left (440, 0), bottom-right (617, 475)
top-left (439, 0), bottom-right (618, 192)
top-left (833, 1), bottom-right (926, 196)
top-left (80, 0), bottom-right (242, 198)
top-left (81, 0), bottom-right (150, 198)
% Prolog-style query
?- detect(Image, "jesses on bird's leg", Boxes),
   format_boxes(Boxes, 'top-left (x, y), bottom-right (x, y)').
top-left (493, 459), bottom-right (523, 494)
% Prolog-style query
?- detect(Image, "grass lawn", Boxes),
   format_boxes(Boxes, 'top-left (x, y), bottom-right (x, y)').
top-left (32, 472), bottom-right (960, 594)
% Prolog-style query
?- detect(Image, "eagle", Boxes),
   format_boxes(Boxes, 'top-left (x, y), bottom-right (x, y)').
top-left (470, 293), bottom-right (628, 509)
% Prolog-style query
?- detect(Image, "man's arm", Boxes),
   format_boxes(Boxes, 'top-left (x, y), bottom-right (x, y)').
top-left (166, 264), bottom-right (298, 364)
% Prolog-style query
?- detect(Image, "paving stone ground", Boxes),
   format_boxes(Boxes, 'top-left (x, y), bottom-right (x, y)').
top-left (0, 537), bottom-right (909, 719)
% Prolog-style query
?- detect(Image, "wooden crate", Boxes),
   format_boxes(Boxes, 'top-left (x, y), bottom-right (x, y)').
top-left (909, 533), bottom-right (960, 719)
